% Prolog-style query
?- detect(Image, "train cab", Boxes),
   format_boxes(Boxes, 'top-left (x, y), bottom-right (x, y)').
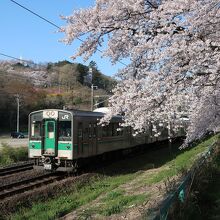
top-left (29, 109), bottom-right (73, 171)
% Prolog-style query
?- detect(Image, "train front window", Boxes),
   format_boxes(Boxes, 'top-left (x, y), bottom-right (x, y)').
top-left (31, 121), bottom-right (41, 139)
top-left (58, 121), bottom-right (71, 141)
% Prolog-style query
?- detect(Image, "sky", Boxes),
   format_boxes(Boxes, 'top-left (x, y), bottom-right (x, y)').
top-left (0, 0), bottom-right (125, 76)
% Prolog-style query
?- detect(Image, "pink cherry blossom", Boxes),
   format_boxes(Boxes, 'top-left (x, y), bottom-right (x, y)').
top-left (61, 0), bottom-right (220, 144)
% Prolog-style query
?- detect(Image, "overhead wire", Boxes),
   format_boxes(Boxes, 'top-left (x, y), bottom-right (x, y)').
top-left (2, 0), bottom-right (124, 104)
top-left (9, 0), bottom-right (127, 66)
top-left (0, 53), bottom-right (34, 64)
top-left (7, 0), bottom-right (220, 70)
top-left (10, 0), bottom-right (62, 30)
top-left (2, 1), bottom-right (124, 110)
top-left (0, 54), bottom-right (81, 87)
top-left (0, 52), bottom-right (115, 90)
top-left (0, 55), bottom-right (107, 93)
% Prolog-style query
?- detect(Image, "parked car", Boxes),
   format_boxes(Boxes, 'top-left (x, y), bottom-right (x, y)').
top-left (11, 132), bottom-right (25, 138)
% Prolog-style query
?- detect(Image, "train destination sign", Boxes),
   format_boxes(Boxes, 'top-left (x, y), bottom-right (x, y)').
top-left (43, 110), bottom-right (58, 119)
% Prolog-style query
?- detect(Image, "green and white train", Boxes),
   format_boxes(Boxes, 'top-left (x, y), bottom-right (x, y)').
top-left (28, 109), bottom-right (182, 171)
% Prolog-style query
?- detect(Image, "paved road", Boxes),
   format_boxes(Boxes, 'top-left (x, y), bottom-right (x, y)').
top-left (0, 136), bottom-right (28, 148)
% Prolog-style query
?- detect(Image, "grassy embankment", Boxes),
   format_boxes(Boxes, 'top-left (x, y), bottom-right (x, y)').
top-left (0, 143), bottom-right (28, 166)
top-left (202, 155), bottom-right (220, 219)
top-left (8, 135), bottom-right (218, 220)
top-left (175, 142), bottom-right (220, 220)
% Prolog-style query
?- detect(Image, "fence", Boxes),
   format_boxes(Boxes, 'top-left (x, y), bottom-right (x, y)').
top-left (152, 140), bottom-right (219, 220)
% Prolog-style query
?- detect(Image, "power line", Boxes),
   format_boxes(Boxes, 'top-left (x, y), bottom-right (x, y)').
top-left (10, 0), bottom-right (61, 30)
top-left (0, 53), bottom-right (33, 64)
top-left (0, 64), bottom-right (47, 83)
top-left (0, 52), bottom-right (116, 90)
top-left (9, 0), bottom-right (127, 66)
top-left (0, 56), bottom-right (44, 85)
top-left (0, 54), bottom-right (75, 86)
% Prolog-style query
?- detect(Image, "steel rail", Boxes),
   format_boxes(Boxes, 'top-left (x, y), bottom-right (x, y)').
top-left (0, 162), bottom-right (34, 176)
top-left (0, 173), bottom-right (65, 199)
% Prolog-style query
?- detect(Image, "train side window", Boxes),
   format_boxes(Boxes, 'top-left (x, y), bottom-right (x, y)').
top-left (93, 124), bottom-right (97, 137)
top-left (78, 123), bottom-right (83, 138)
top-left (78, 129), bottom-right (83, 138)
top-left (89, 123), bottom-right (92, 138)
top-left (117, 124), bottom-right (123, 136)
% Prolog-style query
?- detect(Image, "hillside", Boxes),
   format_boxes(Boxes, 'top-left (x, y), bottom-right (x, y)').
top-left (0, 60), bottom-right (116, 132)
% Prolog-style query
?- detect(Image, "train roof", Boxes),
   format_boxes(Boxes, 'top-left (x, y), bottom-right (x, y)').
top-left (67, 109), bottom-right (122, 119)
top-left (69, 109), bottom-right (105, 117)
top-left (30, 109), bottom-right (122, 119)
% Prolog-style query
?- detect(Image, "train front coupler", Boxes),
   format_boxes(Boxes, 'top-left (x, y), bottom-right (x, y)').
top-left (42, 156), bottom-right (57, 171)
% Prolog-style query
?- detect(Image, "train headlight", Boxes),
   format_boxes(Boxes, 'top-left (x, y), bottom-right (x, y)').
top-left (31, 144), bottom-right (35, 148)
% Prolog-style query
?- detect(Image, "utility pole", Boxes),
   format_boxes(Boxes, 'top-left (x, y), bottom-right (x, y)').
top-left (58, 72), bottom-right (61, 93)
top-left (15, 94), bottom-right (20, 132)
top-left (89, 67), bottom-right (98, 111)
top-left (89, 67), bottom-right (94, 111)
top-left (91, 84), bottom-right (94, 111)
top-left (93, 95), bottom-right (110, 108)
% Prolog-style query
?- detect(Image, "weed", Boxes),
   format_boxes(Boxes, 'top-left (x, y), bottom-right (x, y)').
top-left (146, 135), bottom-right (218, 185)
top-left (0, 144), bottom-right (28, 166)
top-left (102, 190), bottom-right (124, 202)
top-left (101, 194), bottom-right (147, 216)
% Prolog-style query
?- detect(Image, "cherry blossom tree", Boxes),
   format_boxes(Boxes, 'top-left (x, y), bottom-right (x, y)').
top-left (61, 0), bottom-right (220, 144)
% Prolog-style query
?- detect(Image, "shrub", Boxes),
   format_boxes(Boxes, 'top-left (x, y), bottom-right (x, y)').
top-left (0, 143), bottom-right (28, 166)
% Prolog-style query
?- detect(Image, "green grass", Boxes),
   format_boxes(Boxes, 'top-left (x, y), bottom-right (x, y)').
top-left (101, 190), bottom-right (124, 202)
top-left (9, 135), bottom-right (218, 220)
top-left (0, 143), bottom-right (28, 166)
top-left (11, 174), bottom-right (139, 220)
top-left (101, 194), bottom-right (147, 216)
top-left (145, 135), bottom-right (218, 185)
top-left (77, 190), bottom-right (148, 218)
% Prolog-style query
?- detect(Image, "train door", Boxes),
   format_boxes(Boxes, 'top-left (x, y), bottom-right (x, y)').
top-left (44, 120), bottom-right (57, 156)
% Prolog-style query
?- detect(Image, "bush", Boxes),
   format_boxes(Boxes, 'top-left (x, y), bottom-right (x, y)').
top-left (0, 143), bottom-right (28, 166)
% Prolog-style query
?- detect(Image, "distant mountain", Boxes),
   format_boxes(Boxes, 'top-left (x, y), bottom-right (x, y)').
top-left (0, 60), bottom-right (116, 132)
top-left (0, 60), bottom-right (116, 90)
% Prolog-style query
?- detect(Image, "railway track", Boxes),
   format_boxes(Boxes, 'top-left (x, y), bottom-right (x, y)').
top-left (0, 172), bottom-right (65, 199)
top-left (0, 162), bottom-right (34, 176)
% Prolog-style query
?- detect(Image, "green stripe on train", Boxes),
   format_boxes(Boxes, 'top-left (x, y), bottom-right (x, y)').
top-left (58, 142), bottom-right (72, 150)
top-left (29, 142), bottom-right (72, 150)
top-left (29, 142), bottom-right (41, 149)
